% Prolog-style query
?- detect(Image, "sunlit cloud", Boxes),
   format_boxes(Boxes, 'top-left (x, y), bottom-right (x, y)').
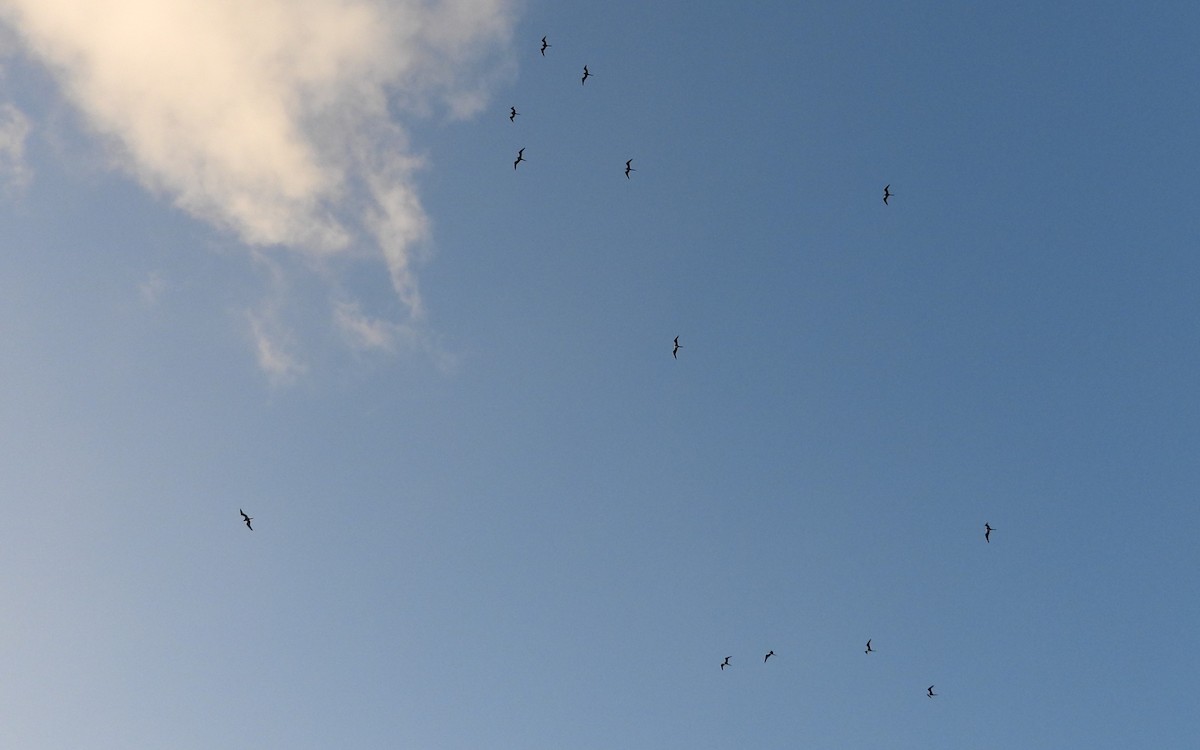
top-left (0, 0), bottom-right (516, 373)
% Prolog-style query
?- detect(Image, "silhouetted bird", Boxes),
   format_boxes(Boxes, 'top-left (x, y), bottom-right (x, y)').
top-left (240, 509), bottom-right (253, 531)
top-left (865, 639), bottom-right (873, 654)
top-left (883, 184), bottom-right (892, 205)
top-left (985, 523), bottom-right (994, 543)
top-left (625, 159), bottom-right (635, 179)
top-left (927, 685), bottom-right (937, 698)
top-left (513, 147), bottom-right (525, 170)
top-left (509, 107), bottom-right (518, 122)
top-left (764, 650), bottom-right (775, 663)
top-left (720, 656), bottom-right (731, 670)
top-left (581, 65), bottom-right (591, 85)
top-left (540, 36), bottom-right (550, 56)
top-left (672, 336), bottom-right (681, 359)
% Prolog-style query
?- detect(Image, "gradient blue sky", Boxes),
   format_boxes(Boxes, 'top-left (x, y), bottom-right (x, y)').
top-left (1, 1), bottom-right (1198, 748)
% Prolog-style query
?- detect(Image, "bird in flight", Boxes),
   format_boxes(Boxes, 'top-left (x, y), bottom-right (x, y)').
top-left (764, 650), bottom-right (775, 663)
top-left (720, 656), bottom-right (731, 670)
top-left (540, 36), bottom-right (550, 56)
top-left (927, 685), bottom-right (937, 698)
top-left (509, 106), bottom-right (518, 122)
top-left (985, 522), bottom-right (994, 543)
top-left (625, 159), bottom-right (635, 179)
top-left (239, 509), bottom-right (253, 531)
top-left (865, 639), bottom-right (873, 655)
top-left (513, 147), bottom-right (525, 170)
top-left (883, 184), bottom-right (892, 205)
top-left (581, 65), bottom-right (591, 85)
top-left (672, 336), bottom-right (681, 359)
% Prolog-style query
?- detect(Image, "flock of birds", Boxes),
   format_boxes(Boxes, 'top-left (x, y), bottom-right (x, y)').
top-left (233, 33), bottom-right (1000, 704)
top-left (508, 36), bottom-right (635, 179)
top-left (710, 522), bottom-right (996, 699)
top-left (240, 496), bottom-right (989, 705)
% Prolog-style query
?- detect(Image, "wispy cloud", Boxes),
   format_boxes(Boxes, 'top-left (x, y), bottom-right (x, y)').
top-left (248, 309), bottom-right (307, 386)
top-left (0, 0), bottom-right (516, 373)
top-left (139, 270), bottom-right (167, 306)
top-left (334, 300), bottom-right (409, 353)
top-left (0, 101), bottom-right (31, 194)
top-left (245, 252), bottom-right (307, 386)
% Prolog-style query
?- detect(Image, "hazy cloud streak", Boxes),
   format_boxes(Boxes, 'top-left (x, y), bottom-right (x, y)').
top-left (0, 101), bottom-right (30, 193)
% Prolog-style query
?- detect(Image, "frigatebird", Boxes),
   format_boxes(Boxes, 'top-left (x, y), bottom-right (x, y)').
top-left (540, 36), bottom-right (550, 56)
top-left (985, 523), bottom-right (994, 543)
top-left (513, 147), bottom-right (525, 170)
top-left (927, 685), bottom-right (937, 698)
top-left (581, 65), bottom-right (591, 85)
top-left (865, 639), bottom-right (873, 655)
top-left (764, 650), bottom-right (775, 663)
top-left (883, 184), bottom-right (892, 205)
top-left (239, 509), bottom-right (253, 531)
top-left (720, 656), bottom-right (731, 670)
top-left (625, 159), bottom-right (635, 179)
top-left (672, 336), bottom-right (681, 359)
top-left (509, 106), bottom-right (518, 122)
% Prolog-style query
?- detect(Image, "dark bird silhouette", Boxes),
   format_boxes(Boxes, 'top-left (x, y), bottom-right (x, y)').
top-left (865, 639), bottom-right (873, 654)
top-left (239, 509), bottom-right (253, 531)
top-left (509, 106), bottom-right (518, 122)
top-left (720, 656), bottom-right (731, 670)
top-left (540, 36), bottom-right (550, 56)
top-left (883, 184), bottom-right (892, 205)
top-left (764, 650), bottom-right (775, 663)
top-left (927, 685), bottom-right (937, 698)
top-left (513, 147), bottom-right (525, 170)
top-left (625, 159), bottom-right (635, 179)
top-left (672, 336), bottom-right (681, 359)
top-left (985, 522), bottom-right (994, 543)
top-left (581, 65), bottom-right (591, 85)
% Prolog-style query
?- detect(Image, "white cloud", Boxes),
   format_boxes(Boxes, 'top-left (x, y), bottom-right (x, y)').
top-left (0, 0), bottom-right (516, 373)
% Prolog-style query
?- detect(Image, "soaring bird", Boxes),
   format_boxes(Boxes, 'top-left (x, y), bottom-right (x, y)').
top-left (672, 336), bottom-right (681, 359)
top-left (883, 184), bottom-right (892, 205)
top-left (625, 159), bottom-right (635, 179)
top-left (581, 65), bottom-right (591, 85)
top-left (985, 522), bottom-right (994, 543)
top-left (509, 106), bottom-right (518, 122)
top-left (540, 36), bottom-right (550, 56)
top-left (720, 656), bottom-right (731, 670)
top-left (764, 650), bottom-right (775, 663)
top-left (513, 147), bottom-right (525, 170)
top-left (927, 685), bottom-right (937, 698)
top-left (865, 639), bottom-right (873, 655)
top-left (239, 509), bottom-right (253, 531)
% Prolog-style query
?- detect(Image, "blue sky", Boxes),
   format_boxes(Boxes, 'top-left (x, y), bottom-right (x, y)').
top-left (1, 1), bottom-right (1198, 748)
